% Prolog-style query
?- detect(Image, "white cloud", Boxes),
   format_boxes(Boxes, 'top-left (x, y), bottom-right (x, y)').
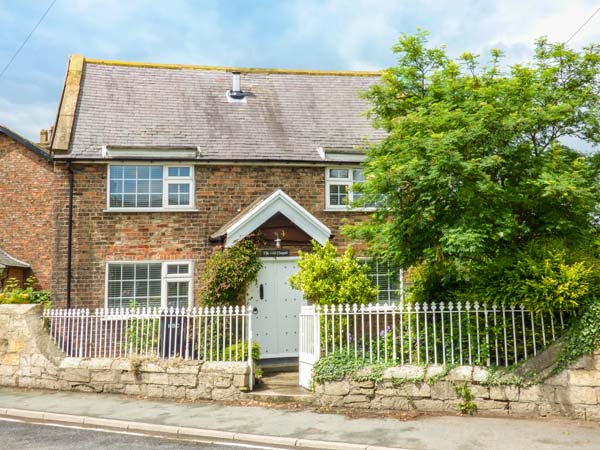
top-left (0, 98), bottom-right (56, 141)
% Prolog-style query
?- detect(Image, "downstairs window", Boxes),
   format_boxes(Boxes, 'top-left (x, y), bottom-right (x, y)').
top-left (106, 261), bottom-right (193, 309)
top-left (362, 259), bottom-right (404, 304)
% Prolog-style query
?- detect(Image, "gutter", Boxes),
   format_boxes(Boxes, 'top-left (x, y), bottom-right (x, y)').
top-left (66, 161), bottom-right (74, 308)
top-left (50, 157), bottom-right (357, 166)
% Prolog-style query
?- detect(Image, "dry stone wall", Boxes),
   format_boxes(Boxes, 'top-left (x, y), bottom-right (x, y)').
top-left (0, 304), bottom-right (250, 401)
top-left (315, 355), bottom-right (600, 421)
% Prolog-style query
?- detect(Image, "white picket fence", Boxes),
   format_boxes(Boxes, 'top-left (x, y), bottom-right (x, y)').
top-left (42, 306), bottom-right (253, 365)
top-left (299, 302), bottom-right (566, 388)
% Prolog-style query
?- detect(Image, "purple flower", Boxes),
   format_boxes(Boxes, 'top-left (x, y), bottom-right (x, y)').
top-left (379, 326), bottom-right (392, 338)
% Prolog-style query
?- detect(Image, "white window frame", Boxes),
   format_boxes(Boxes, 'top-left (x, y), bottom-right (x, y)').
top-left (106, 163), bottom-right (196, 212)
top-left (162, 261), bottom-right (194, 309)
top-left (359, 257), bottom-right (404, 304)
top-left (325, 166), bottom-right (375, 211)
top-left (104, 260), bottom-right (193, 309)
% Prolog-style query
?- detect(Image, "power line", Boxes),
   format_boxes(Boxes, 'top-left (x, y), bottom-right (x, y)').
top-left (566, 6), bottom-right (600, 44)
top-left (0, 0), bottom-right (58, 80)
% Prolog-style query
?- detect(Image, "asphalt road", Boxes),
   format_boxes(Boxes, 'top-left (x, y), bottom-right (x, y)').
top-left (0, 419), bottom-right (278, 450)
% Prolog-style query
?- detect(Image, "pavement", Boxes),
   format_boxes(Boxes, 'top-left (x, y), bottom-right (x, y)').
top-left (1, 387), bottom-right (600, 450)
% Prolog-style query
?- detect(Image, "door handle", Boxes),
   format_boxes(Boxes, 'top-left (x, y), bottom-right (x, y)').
top-left (259, 284), bottom-right (264, 300)
top-left (252, 306), bottom-right (258, 314)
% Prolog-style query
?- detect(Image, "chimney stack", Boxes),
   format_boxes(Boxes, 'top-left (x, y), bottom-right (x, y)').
top-left (39, 128), bottom-right (49, 146)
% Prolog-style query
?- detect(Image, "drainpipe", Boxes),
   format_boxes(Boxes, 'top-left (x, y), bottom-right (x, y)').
top-left (66, 161), bottom-right (74, 308)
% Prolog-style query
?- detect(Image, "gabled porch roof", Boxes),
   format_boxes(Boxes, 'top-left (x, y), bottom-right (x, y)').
top-left (211, 190), bottom-right (331, 247)
top-left (0, 247), bottom-right (30, 269)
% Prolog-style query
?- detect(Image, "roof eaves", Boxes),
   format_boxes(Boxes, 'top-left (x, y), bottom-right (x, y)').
top-left (0, 125), bottom-right (52, 162)
top-left (52, 155), bottom-right (329, 164)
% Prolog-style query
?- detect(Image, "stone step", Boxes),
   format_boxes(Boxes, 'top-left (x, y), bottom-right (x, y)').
top-left (260, 363), bottom-right (299, 374)
top-left (260, 372), bottom-right (299, 387)
top-left (247, 389), bottom-right (314, 405)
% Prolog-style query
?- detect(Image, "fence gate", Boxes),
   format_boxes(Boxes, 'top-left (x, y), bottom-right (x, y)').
top-left (298, 306), bottom-right (320, 389)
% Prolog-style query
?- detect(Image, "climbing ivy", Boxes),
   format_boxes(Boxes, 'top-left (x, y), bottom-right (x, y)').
top-left (199, 239), bottom-right (262, 306)
top-left (553, 298), bottom-right (600, 375)
top-left (312, 352), bottom-right (390, 384)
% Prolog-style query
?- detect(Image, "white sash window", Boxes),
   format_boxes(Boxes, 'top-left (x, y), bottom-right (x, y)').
top-left (106, 261), bottom-right (193, 308)
top-left (107, 164), bottom-right (195, 211)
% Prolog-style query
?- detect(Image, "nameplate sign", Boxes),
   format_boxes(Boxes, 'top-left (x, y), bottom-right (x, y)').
top-left (260, 249), bottom-right (290, 257)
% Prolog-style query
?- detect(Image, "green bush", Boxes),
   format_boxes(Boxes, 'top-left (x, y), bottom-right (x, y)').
top-left (221, 341), bottom-right (260, 364)
top-left (289, 241), bottom-right (378, 305)
top-left (0, 277), bottom-right (51, 307)
top-left (474, 240), bottom-right (598, 314)
top-left (125, 301), bottom-right (159, 354)
top-left (199, 239), bottom-right (262, 306)
top-left (407, 261), bottom-right (463, 304)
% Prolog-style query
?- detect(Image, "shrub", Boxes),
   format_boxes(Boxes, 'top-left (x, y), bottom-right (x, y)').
top-left (199, 239), bottom-right (262, 306)
top-left (221, 341), bottom-right (260, 364)
top-left (474, 240), bottom-right (598, 314)
top-left (126, 313), bottom-right (159, 355)
top-left (0, 277), bottom-right (51, 307)
top-left (289, 241), bottom-right (378, 305)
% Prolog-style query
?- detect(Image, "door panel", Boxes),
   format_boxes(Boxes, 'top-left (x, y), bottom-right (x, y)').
top-left (247, 259), bottom-right (304, 359)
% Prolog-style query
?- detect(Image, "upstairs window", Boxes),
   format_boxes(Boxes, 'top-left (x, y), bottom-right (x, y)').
top-left (108, 165), bottom-right (194, 210)
top-left (325, 167), bottom-right (375, 210)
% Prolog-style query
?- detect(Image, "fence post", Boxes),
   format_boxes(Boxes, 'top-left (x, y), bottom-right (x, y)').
top-left (247, 307), bottom-right (254, 390)
top-left (314, 305), bottom-right (321, 361)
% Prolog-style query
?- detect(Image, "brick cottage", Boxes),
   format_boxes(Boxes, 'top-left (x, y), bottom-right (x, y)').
top-left (0, 55), bottom-right (404, 360)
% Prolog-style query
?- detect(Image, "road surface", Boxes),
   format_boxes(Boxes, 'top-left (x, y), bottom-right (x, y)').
top-left (0, 418), bottom-right (281, 450)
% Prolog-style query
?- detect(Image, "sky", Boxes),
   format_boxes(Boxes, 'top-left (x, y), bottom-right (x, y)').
top-left (0, 0), bottom-right (599, 143)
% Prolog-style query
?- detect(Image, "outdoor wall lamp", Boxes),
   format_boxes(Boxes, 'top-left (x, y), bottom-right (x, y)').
top-left (274, 230), bottom-right (285, 249)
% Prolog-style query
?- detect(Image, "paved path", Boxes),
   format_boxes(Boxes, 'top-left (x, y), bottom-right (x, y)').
top-left (1, 388), bottom-right (599, 450)
top-left (0, 419), bottom-right (250, 450)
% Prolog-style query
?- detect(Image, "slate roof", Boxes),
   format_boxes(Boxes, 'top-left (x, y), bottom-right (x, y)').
top-left (0, 248), bottom-right (29, 268)
top-left (61, 59), bottom-right (386, 161)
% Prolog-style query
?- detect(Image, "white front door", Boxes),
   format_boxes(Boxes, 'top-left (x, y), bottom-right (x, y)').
top-left (247, 258), bottom-right (304, 359)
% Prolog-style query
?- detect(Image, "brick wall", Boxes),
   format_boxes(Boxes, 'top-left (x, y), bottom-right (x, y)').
top-left (52, 163), bottom-right (369, 308)
top-left (0, 135), bottom-right (56, 291)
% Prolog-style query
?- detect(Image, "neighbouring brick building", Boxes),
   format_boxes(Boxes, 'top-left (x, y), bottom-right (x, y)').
top-left (3, 55), bottom-right (404, 359)
top-left (0, 126), bottom-right (57, 290)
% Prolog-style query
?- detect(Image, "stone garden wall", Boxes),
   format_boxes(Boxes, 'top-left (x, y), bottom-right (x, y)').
top-left (4, 303), bottom-right (600, 420)
top-left (315, 352), bottom-right (600, 421)
top-left (0, 304), bottom-right (250, 401)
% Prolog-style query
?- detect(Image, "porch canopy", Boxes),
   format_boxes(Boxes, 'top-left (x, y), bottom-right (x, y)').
top-left (211, 189), bottom-right (331, 247)
top-left (0, 247), bottom-right (30, 287)
top-left (0, 247), bottom-right (30, 270)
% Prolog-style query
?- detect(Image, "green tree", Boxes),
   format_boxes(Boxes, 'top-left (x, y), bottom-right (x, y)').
top-left (289, 241), bottom-right (378, 305)
top-left (347, 31), bottom-right (600, 309)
